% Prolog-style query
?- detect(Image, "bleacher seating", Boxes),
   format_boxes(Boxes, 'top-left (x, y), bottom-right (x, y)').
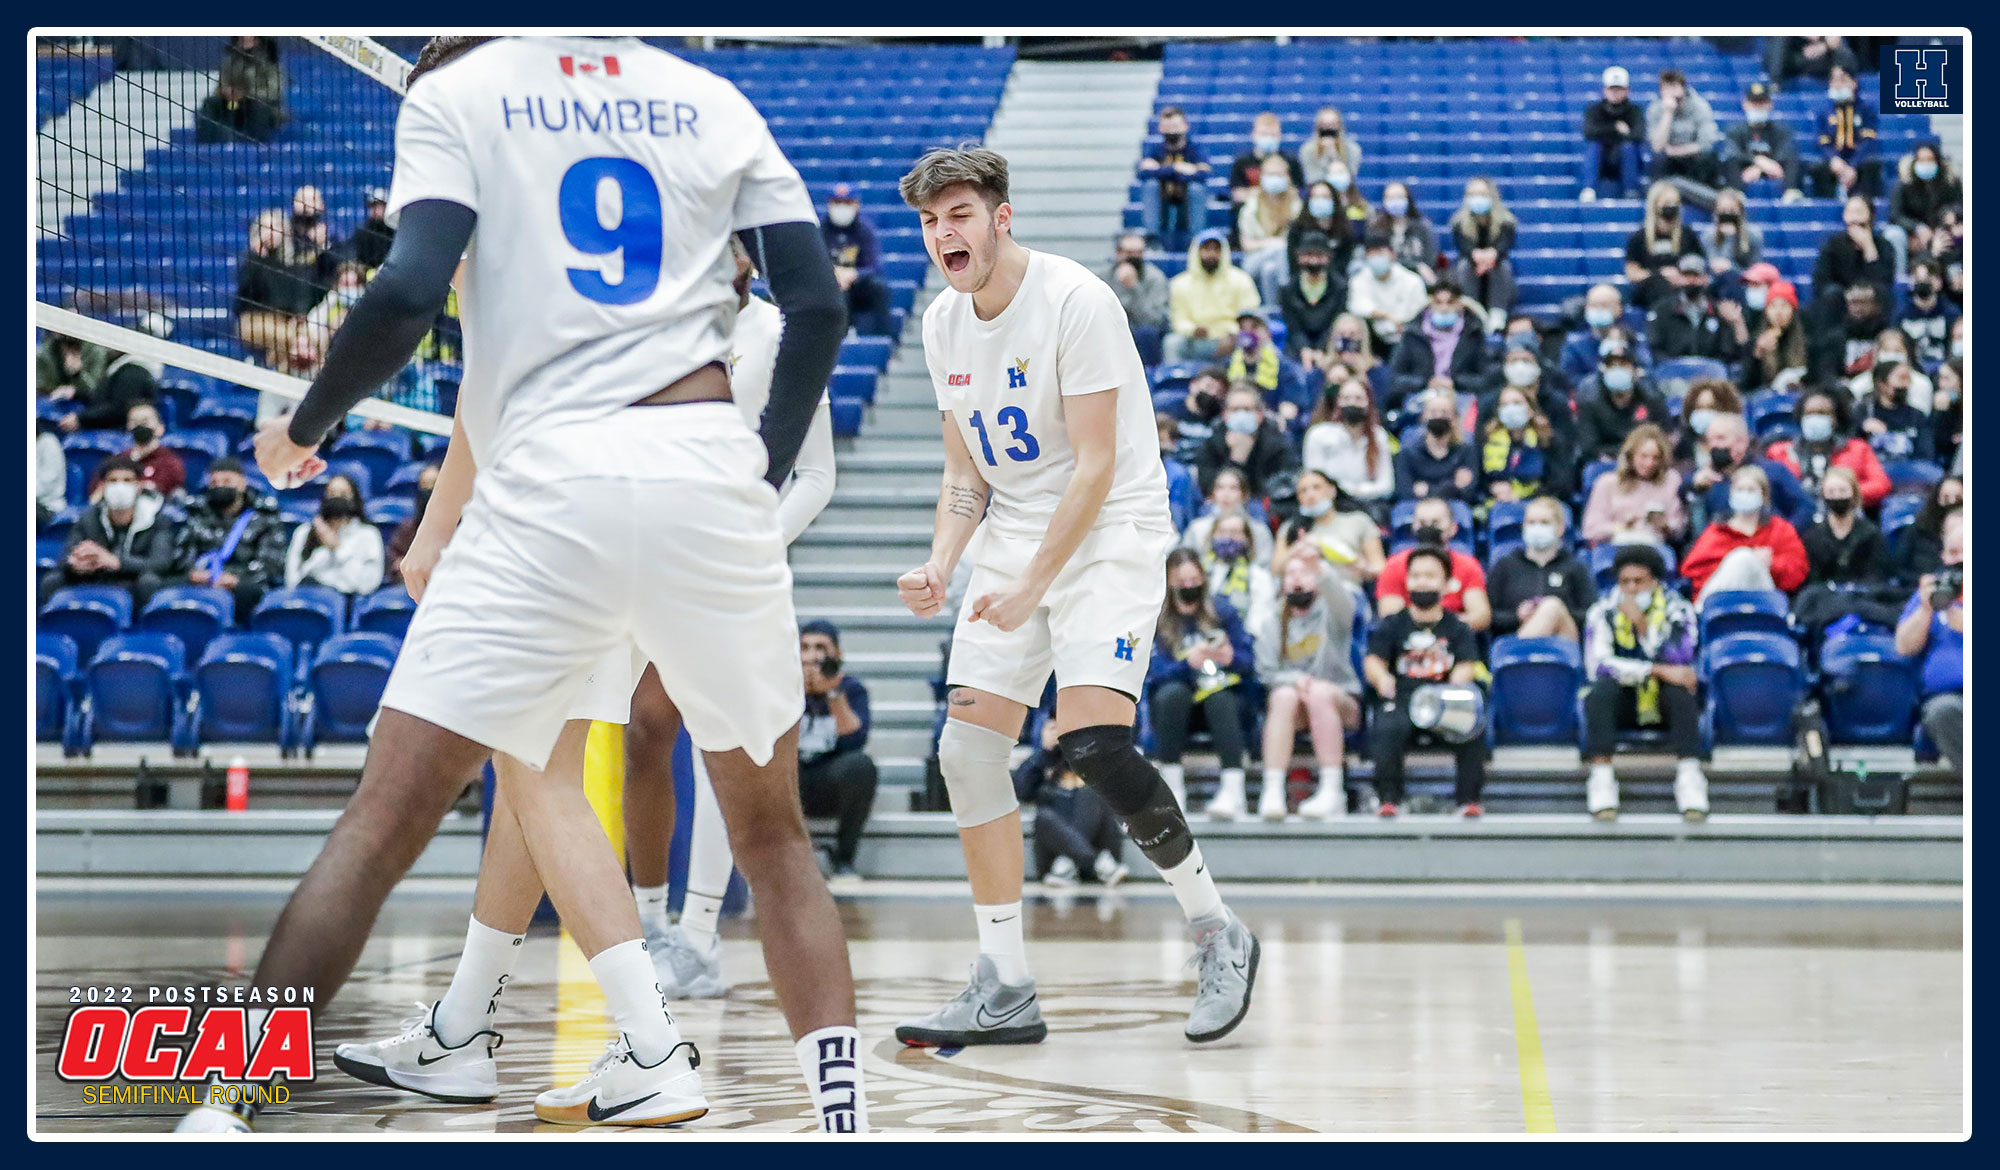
top-left (303, 632), bottom-right (401, 750)
top-left (1820, 632), bottom-right (1921, 745)
top-left (350, 586), bottom-right (417, 639)
top-left (137, 584), bottom-right (234, 662)
top-left (1701, 632), bottom-right (1806, 745)
top-left (249, 586), bottom-right (347, 661)
top-left (195, 632), bottom-right (298, 749)
top-left (37, 633), bottom-right (80, 745)
top-left (83, 633), bottom-right (194, 752)
top-left (1488, 636), bottom-right (1584, 746)
top-left (39, 585), bottom-right (134, 664)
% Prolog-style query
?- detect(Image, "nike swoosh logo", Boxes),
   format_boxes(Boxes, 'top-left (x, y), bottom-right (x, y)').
top-left (414, 1052), bottom-right (449, 1066)
top-left (586, 1092), bottom-right (660, 1122)
top-left (974, 997), bottom-right (1036, 1028)
top-left (988, 915), bottom-right (1016, 924)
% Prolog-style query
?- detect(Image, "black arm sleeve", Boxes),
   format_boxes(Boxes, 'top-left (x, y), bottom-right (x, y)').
top-left (738, 220), bottom-right (847, 488)
top-left (285, 199), bottom-right (476, 446)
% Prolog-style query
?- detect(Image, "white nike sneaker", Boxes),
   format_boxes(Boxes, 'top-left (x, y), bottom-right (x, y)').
top-left (173, 1103), bottom-right (252, 1132)
top-left (652, 924), bottom-right (725, 999)
top-left (534, 1036), bottom-right (708, 1127)
top-left (1297, 781), bottom-right (1345, 820)
top-left (1257, 776), bottom-right (1288, 820)
top-left (332, 1002), bottom-right (500, 1104)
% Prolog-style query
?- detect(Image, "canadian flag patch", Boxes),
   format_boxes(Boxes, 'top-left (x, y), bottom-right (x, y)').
top-left (560, 54), bottom-right (621, 77)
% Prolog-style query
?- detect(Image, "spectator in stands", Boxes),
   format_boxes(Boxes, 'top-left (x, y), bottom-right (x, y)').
top-left (1812, 197), bottom-right (1896, 316)
top-left (1721, 82), bottom-right (1804, 201)
top-left (1167, 366), bottom-right (1229, 462)
top-left (821, 184), bottom-right (892, 336)
top-left (1489, 497), bottom-right (1595, 642)
top-left (1137, 106), bottom-right (1210, 250)
top-left (1856, 356), bottom-right (1934, 464)
top-left (1377, 497), bottom-right (1490, 630)
top-left (1302, 378), bottom-right (1395, 512)
top-left (38, 331), bottom-right (162, 435)
top-left (1580, 65), bottom-right (1646, 201)
top-left (1278, 232), bottom-right (1344, 369)
top-left (196, 75), bottom-right (278, 144)
top-left (1646, 69), bottom-right (1720, 186)
top-left (1156, 416), bottom-right (1200, 532)
top-left (1349, 233), bottom-right (1428, 354)
top-left (1101, 230), bottom-right (1171, 350)
top-left (1297, 105), bottom-right (1363, 189)
top-left (345, 187), bottom-right (395, 271)
top-left (1692, 412), bottom-right (1813, 531)
top-left (1891, 144), bottom-right (1961, 270)
top-left (1227, 112), bottom-right (1304, 228)
top-left (1931, 358), bottom-right (1962, 467)
top-left (1850, 327), bottom-right (1934, 414)
top-left (1624, 183), bottom-right (1706, 299)
top-left (1387, 277), bottom-right (1485, 415)
top-left (38, 455), bottom-right (175, 607)
top-left (1367, 182), bottom-right (1438, 284)
top-left (1015, 737), bottom-right (1127, 888)
top-left (1236, 164), bottom-right (1300, 303)
top-left (1671, 376), bottom-right (1741, 466)
top-left (1703, 188), bottom-right (1766, 273)
top-left (1290, 180), bottom-right (1365, 290)
top-left (1149, 549), bottom-right (1255, 818)
top-left (1581, 544), bottom-right (1705, 820)
top-left (1896, 513), bottom-right (1963, 774)
top-left (1365, 546), bottom-right (1485, 818)
top-left (1394, 389), bottom-right (1477, 502)
top-left (1227, 310), bottom-right (1309, 429)
top-left (1583, 424), bottom-right (1686, 546)
top-left (1743, 279), bottom-right (1808, 392)
top-left (1447, 178), bottom-right (1517, 323)
top-left (1768, 389), bottom-right (1890, 507)
top-left (1810, 65), bottom-right (1882, 200)
top-left (1470, 330), bottom-right (1572, 448)
top-left (1241, 545), bottom-right (1363, 820)
top-left (1576, 347), bottom-right (1669, 465)
top-left (220, 35), bottom-right (284, 127)
top-left (1198, 511), bottom-right (1276, 635)
top-left (796, 620), bottom-right (877, 878)
top-left (283, 473), bottom-right (385, 595)
top-left (1897, 258), bottom-right (1959, 372)
top-left (1182, 468), bottom-right (1272, 565)
top-left (35, 427), bottom-right (66, 529)
top-left (175, 457), bottom-right (286, 623)
top-left (386, 462), bottom-right (442, 586)
top-left (1893, 478), bottom-right (1960, 586)
top-left (1192, 381), bottom-right (1297, 497)
top-left (1647, 253), bottom-right (1747, 364)
top-left (236, 205), bottom-right (336, 372)
top-left (1319, 313), bottom-right (1384, 394)
top-left (1272, 469), bottom-right (1386, 598)
top-left (1809, 282), bottom-right (1891, 386)
top-left (1766, 35), bottom-right (1858, 90)
top-left (1791, 465), bottom-right (1900, 645)
top-left (1682, 464), bottom-right (1810, 602)
top-left (1478, 384), bottom-right (1570, 510)
top-left (115, 401), bottom-right (184, 499)
top-left (1165, 230), bottom-right (1258, 363)
top-left (1561, 284), bottom-right (1651, 383)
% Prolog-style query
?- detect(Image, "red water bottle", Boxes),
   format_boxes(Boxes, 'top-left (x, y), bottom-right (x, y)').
top-left (225, 755), bottom-right (250, 811)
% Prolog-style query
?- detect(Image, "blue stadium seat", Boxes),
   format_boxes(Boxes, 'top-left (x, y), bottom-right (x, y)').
top-left (322, 459), bottom-right (376, 501)
top-left (370, 498), bottom-right (415, 528)
top-left (1700, 632), bottom-right (1804, 745)
top-left (305, 632), bottom-right (401, 749)
top-left (1744, 390), bottom-right (1798, 436)
top-left (165, 429), bottom-right (230, 489)
top-left (83, 632), bottom-right (193, 752)
top-left (330, 430), bottom-right (410, 490)
top-left (829, 400), bottom-right (863, 438)
top-left (1488, 636), bottom-right (1583, 745)
top-left (1819, 632), bottom-right (1918, 745)
top-left (36, 536), bottom-right (63, 572)
top-left (38, 584), bottom-right (133, 664)
top-left (1577, 458), bottom-right (1618, 504)
top-left (61, 430), bottom-right (129, 483)
top-left (195, 632), bottom-right (297, 749)
top-left (250, 586), bottom-right (348, 660)
top-left (1880, 494), bottom-right (1924, 538)
top-left (137, 585), bottom-right (234, 662)
top-left (383, 462), bottom-right (432, 501)
top-left (1881, 460), bottom-right (1944, 495)
top-left (351, 586), bottom-right (417, 639)
top-left (1697, 590), bottom-right (1791, 641)
top-left (189, 395), bottom-right (258, 446)
top-left (37, 633), bottom-right (79, 746)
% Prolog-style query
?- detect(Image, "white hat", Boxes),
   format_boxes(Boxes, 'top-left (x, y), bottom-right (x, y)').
top-left (1602, 66), bottom-right (1630, 88)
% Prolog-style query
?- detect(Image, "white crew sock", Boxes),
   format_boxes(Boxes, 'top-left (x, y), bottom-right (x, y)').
top-left (679, 753), bottom-right (735, 952)
top-left (1260, 767), bottom-right (1285, 795)
top-left (794, 1025), bottom-right (869, 1133)
top-left (1318, 764), bottom-right (1344, 791)
top-left (632, 884), bottom-right (670, 935)
top-left (433, 916), bottom-right (524, 1047)
top-left (679, 890), bottom-right (725, 951)
top-left (1158, 762), bottom-right (1187, 804)
top-left (974, 901), bottom-right (1030, 985)
top-left (1219, 766), bottom-right (1247, 797)
top-left (587, 938), bottom-right (682, 1066)
top-left (1590, 762), bottom-right (1616, 786)
top-left (1157, 842), bottom-right (1225, 924)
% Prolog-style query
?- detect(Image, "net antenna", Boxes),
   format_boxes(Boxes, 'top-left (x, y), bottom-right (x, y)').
top-left (35, 34), bottom-right (448, 437)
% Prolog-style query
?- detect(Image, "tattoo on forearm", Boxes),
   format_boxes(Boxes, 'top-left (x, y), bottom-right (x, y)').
top-left (945, 482), bottom-right (983, 520)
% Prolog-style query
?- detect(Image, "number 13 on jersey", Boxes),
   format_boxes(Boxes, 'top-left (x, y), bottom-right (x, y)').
top-left (967, 407), bottom-right (1040, 466)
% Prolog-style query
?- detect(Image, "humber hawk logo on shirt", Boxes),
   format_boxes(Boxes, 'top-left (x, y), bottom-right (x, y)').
top-left (1114, 632), bottom-right (1139, 662)
top-left (1008, 358), bottom-right (1031, 390)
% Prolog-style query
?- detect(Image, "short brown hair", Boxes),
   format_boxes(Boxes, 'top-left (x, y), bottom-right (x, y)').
top-left (899, 145), bottom-right (1010, 211)
top-left (1659, 68), bottom-right (1685, 86)
top-left (410, 36), bottom-right (497, 85)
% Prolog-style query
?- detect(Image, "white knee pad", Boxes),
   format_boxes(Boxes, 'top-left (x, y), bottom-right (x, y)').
top-left (937, 719), bottom-right (1019, 829)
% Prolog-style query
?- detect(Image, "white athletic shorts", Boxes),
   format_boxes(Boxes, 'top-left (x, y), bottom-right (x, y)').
top-left (946, 520), bottom-right (1176, 708)
top-left (379, 403), bottom-right (803, 770)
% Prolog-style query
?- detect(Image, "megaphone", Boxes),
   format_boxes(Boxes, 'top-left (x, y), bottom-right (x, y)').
top-left (1407, 683), bottom-right (1487, 745)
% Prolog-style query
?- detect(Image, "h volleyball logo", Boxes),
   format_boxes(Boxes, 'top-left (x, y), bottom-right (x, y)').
top-left (1881, 45), bottom-right (1960, 113)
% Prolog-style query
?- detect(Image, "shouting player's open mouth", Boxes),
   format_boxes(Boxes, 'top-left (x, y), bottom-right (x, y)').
top-left (941, 245), bottom-right (971, 275)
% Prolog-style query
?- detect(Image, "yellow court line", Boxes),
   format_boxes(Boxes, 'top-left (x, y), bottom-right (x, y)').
top-left (1503, 918), bottom-right (1558, 1133)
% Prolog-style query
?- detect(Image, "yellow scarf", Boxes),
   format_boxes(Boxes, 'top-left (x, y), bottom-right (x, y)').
top-left (1610, 588), bottom-right (1669, 724)
top-left (1227, 343), bottom-right (1281, 393)
top-left (1479, 424), bottom-right (1540, 514)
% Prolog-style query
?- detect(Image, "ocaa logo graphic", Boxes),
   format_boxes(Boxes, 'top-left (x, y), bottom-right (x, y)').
top-left (1880, 45), bottom-right (1961, 114)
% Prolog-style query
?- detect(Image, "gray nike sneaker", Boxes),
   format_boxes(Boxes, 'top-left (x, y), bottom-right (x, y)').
top-left (1185, 910), bottom-right (1260, 1043)
top-left (651, 924), bottom-right (725, 999)
top-left (895, 956), bottom-right (1047, 1047)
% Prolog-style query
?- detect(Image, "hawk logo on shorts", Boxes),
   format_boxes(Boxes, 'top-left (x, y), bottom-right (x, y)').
top-left (1114, 632), bottom-right (1138, 662)
top-left (1008, 358), bottom-right (1030, 390)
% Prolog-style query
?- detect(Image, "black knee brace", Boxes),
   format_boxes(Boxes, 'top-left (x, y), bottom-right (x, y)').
top-left (1058, 725), bottom-right (1194, 869)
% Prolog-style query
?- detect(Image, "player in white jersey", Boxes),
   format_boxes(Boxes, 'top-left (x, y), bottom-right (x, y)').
top-left (891, 147), bottom-right (1259, 1047)
top-left (329, 237), bottom-right (834, 1107)
top-left (177, 37), bottom-right (864, 1133)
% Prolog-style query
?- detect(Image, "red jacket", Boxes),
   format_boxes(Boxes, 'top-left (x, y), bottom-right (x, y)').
top-left (1681, 516), bottom-right (1810, 596)
top-left (1764, 437), bottom-right (1890, 508)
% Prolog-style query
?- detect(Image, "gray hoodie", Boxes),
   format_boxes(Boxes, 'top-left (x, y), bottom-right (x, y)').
top-left (1098, 256), bottom-right (1171, 332)
top-left (1253, 571), bottom-right (1360, 692)
top-left (1647, 87), bottom-right (1720, 154)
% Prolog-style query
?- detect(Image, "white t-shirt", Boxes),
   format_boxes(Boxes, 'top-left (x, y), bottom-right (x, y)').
top-left (923, 248), bottom-right (1170, 540)
top-left (728, 293), bottom-right (828, 423)
top-left (385, 36), bottom-right (815, 471)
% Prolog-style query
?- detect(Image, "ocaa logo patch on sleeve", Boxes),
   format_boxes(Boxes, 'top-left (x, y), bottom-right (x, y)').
top-left (1880, 44), bottom-right (1962, 114)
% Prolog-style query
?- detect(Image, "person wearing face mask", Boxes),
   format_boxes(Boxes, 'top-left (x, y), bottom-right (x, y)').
top-left (1475, 327), bottom-right (1577, 447)
top-left (1487, 497), bottom-right (1595, 643)
top-left (1156, 414), bottom-right (1202, 532)
top-left (1895, 509), bottom-right (1964, 775)
top-left (1682, 465), bottom-right (1809, 602)
top-left (1812, 198), bottom-right (1895, 321)
top-left (1287, 180), bottom-right (1365, 291)
top-left (1891, 144), bottom-right (1961, 264)
top-left (1273, 469), bottom-right (1387, 594)
top-left (1744, 279), bottom-right (1808, 392)
top-left (1721, 82), bottom-right (1804, 200)
top-left (1702, 188), bottom-right (1767, 273)
top-left (1277, 233), bottom-right (1346, 370)
top-left (1477, 385), bottom-right (1569, 511)
top-left (1199, 511), bottom-right (1278, 637)
top-left (1672, 376), bottom-right (1742, 467)
top-left (819, 184), bottom-right (892, 337)
top-left (284, 473), bottom-right (387, 595)
top-left (1302, 378), bottom-right (1396, 509)
top-left (1365, 182), bottom-right (1439, 284)
top-left (1579, 65), bottom-right (1646, 202)
top-left (1137, 106), bottom-right (1211, 251)
top-left (1298, 105), bottom-right (1362, 189)
top-left (1930, 357), bottom-right (1962, 467)
top-left (1236, 165), bottom-right (1301, 303)
top-left (1575, 348), bottom-right (1668, 464)
top-left (39, 455), bottom-right (177, 607)
top-left (1180, 466), bottom-right (1273, 561)
top-left (1645, 253), bottom-right (1746, 364)
top-left (1394, 388), bottom-right (1478, 502)
top-left (1644, 69), bottom-right (1720, 186)
top-left (387, 462), bottom-right (444, 586)
top-left (1765, 390), bottom-right (1890, 507)
top-left (1849, 329), bottom-right (1937, 415)
top-left (236, 199), bottom-right (339, 371)
top-left (1580, 544), bottom-right (1706, 821)
top-left (1583, 424), bottom-right (1686, 546)
top-left (1166, 230), bottom-right (1259, 363)
top-left (174, 456), bottom-right (290, 622)
top-left (1169, 368), bottom-right (1232, 461)
top-left (1809, 65), bottom-right (1882, 200)
top-left (1146, 550), bottom-right (1257, 816)
top-left (1561, 284), bottom-right (1652, 383)
top-left (1856, 357), bottom-right (1935, 463)
top-left (1226, 311), bottom-right (1309, 431)
top-left (112, 400), bottom-right (185, 499)
top-left (1348, 235), bottom-right (1429, 353)
top-left (1895, 258), bottom-right (1959, 373)
top-left (344, 187), bottom-right (397, 271)
top-left (1790, 466), bottom-right (1901, 647)
top-left (1388, 278), bottom-right (1489, 415)
top-left (1098, 230), bottom-right (1172, 348)
top-left (1810, 282), bottom-right (1892, 385)
top-left (1690, 412), bottom-right (1815, 532)
top-left (1376, 497), bottom-right (1491, 630)
top-left (1192, 383), bottom-right (1299, 499)
top-left (1893, 479), bottom-right (1960, 587)
top-left (1226, 111), bottom-right (1304, 230)
top-left (1242, 545), bottom-right (1363, 821)
top-left (1364, 546), bottom-right (1486, 818)
top-left (1623, 183), bottom-right (1707, 298)
top-left (1447, 178), bottom-right (1517, 321)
